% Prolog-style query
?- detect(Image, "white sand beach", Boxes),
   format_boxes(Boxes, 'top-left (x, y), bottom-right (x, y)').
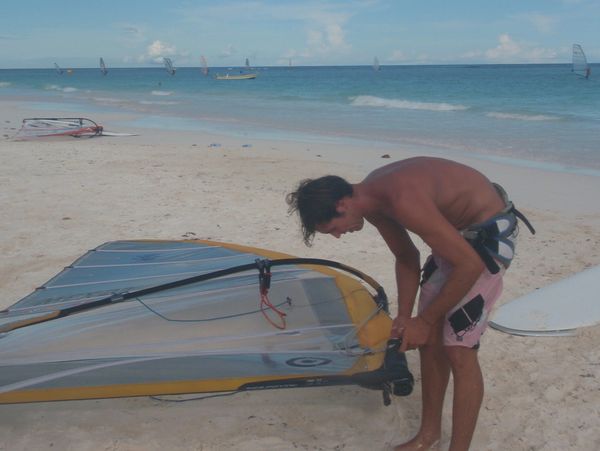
top-left (1, 100), bottom-right (599, 450)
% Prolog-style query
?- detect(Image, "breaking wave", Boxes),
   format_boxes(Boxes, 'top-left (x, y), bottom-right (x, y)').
top-left (44, 85), bottom-right (78, 93)
top-left (151, 90), bottom-right (173, 96)
top-left (0, 82), bottom-right (11, 88)
top-left (139, 100), bottom-right (180, 105)
top-left (93, 97), bottom-right (124, 103)
top-left (486, 112), bottom-right (560, 122)
top-left (351, 95), bottom-right (468, 111)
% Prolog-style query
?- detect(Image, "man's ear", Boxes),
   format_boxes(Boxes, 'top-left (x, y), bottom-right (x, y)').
top-left (335, 197), bottom-right (348, 214)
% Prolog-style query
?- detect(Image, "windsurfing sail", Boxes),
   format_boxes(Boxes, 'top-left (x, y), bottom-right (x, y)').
top-left (0, 240), bottom-right (413, 405)
top-left (245, 57), bottom-right (250, 68)
top-left (200, 55), bottom-right (209, 76)
top-left (54, 63), bottom-right (64, 75)
top-left (373, 57), bottom-right (380, 71)
top-left (572, 44), bottom-right (591, 79)
top-left (14, 118), bottom-right (103, 140)
top-left (164, 57), bottom-right (176, 75)
top-left (100, 57), bottom-right (108, 76)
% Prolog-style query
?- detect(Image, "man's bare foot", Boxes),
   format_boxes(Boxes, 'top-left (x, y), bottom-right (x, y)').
top-left (394, 436), bottom-right (440, 451)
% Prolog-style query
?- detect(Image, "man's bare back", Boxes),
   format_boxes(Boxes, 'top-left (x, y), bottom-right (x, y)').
top-left (361, 157), bottom-right (505, 231)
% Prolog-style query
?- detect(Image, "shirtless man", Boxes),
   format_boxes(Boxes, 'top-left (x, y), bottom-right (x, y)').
top-left (286, 157), bottom-right (533, 451)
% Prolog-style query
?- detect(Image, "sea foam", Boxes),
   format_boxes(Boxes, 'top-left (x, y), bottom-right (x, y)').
top-left (139, 100), bottom-right (180, 105)
top-left (151, 90), bottom-right (173, 96)
top-left (486, 112), bottom-right (559, 121)
top-left (351, 95), bottom-right (468, 111)
top-left (44, 85), bottom-right (78, 93)
top-left (93, 97), bottom-right (125, 103)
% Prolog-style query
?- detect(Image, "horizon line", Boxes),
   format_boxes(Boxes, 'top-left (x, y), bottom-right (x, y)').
top-left (0, 62), bottom-right (583, 70)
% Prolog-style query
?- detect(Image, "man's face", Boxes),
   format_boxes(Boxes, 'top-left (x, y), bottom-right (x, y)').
top-left (315, 199), bottom-right (364, 238)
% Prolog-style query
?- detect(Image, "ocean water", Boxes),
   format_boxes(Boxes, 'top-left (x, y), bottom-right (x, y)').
top-left (1, 64), bottom-right (599, 174)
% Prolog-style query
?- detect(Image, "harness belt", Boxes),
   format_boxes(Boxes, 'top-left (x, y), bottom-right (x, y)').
top-left (461, 183), bottom-right (536, 275)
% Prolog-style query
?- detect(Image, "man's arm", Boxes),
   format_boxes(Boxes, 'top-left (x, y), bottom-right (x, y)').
top-left (390, 192), bottom-right (484, 350)
top-left (368, 215), bottom-right (421, 332)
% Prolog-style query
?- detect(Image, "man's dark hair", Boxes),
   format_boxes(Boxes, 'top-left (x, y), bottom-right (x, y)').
top-left (286, 175), bottom-right (353, 246)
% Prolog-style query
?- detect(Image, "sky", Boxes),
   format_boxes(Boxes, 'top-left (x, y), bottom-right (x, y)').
top-left (0, 0), bottom-right (598, 69)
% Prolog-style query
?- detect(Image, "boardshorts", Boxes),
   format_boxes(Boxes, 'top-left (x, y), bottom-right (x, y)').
top-left (418, 183), bottom-right (533, 348)
top-left (418, 254), bottom-right (505, 349)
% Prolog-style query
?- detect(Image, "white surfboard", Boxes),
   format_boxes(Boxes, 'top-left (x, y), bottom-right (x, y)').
top-left (490, 265), bottom-right (600, 336)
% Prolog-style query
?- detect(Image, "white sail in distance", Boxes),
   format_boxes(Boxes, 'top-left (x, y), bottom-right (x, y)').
top-left (200, 55), bottom-right (209, 75)
top-left (572, 44), bottom-right (591, 79)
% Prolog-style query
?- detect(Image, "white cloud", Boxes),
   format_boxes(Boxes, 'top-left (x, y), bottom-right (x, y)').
top-left (460, 50), bottom-right (483, 60)
top-left (115, 23), bottom-right (146, 46)
top-left (485, 34), bottom-right (521, 60)
top-left (299, 11), bottom-right (351, 59)
top-left (523, 13), bottom-right (558, 33)
top-left (138, 40), bottom-right (178, 64)
top-left (180, 2), bottom-right (354, 63)
top-left (218, 44), bottom-right (237, 59)
top-left (484, 34), bottom-right (557, 63)
top-left (148, 40), bottom-right (177, 58)
top-left (388, 50), bottom-right (407, 63)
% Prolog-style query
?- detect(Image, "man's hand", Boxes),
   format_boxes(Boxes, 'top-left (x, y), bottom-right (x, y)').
top-left (399, 316), bottom-right (432, 352)
top-left (391, 314), bottom-right (409, 338)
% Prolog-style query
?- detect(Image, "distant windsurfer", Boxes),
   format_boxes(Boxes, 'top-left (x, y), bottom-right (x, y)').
top-left (287, 157), bottom-right (534, 451)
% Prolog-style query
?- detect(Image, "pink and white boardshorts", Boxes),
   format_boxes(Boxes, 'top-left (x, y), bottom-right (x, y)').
top-left (418, 254), bottom-right (505, 349)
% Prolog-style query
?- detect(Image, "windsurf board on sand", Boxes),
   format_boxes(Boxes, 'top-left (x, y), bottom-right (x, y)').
top-left (490, 265), bottom-right (600, 336)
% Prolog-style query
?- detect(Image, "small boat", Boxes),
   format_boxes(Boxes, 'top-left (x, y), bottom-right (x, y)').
top-left (215, 73), bottom-right (257, 80)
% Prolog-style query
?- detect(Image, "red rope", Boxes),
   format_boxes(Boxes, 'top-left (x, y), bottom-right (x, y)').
top-left (260, 289), bottom-right (287, 330)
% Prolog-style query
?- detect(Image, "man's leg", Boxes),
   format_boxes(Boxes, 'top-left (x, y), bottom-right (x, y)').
top-left (395, 321), bottom-right (449, 450)
top-left (445, 346), bottom-right (484, 451)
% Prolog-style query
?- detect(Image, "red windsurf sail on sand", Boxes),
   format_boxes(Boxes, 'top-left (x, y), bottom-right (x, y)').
top-left (15, 118), bottom-right (104, 139)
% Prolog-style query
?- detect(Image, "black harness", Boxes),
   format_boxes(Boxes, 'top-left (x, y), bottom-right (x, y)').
top-left (462, 184), bottom-right (535, 274)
